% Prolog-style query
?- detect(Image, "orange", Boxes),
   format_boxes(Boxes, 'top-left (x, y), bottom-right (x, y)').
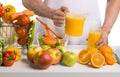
top-left (99, 46), bottom-right (113, 55)
top-left (91, 53), bottom-right (105, 68)
top-left (78, 49), bottom-right (91, 65)
top-left (87, 47), bottom-right (99, 55)
top-left (104, 53), bottom-right (116, 65)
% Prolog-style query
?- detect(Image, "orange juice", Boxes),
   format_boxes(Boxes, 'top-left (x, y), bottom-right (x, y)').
top-left (88, 30), bottom-right (101, 48)
top-left (65, 13), bottom-right (85, 36)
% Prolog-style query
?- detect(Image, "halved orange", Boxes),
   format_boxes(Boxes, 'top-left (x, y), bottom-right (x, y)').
top-left (99, 46), bottom-right (113, 55)
top-left (91, 53), bottom-right (105, 68)
top-left (78, 49), bottom-right (91, 65)
top-left (104, 53), bottom-right (117, 65)
top-left (87, 47), bottom-right (99, 55)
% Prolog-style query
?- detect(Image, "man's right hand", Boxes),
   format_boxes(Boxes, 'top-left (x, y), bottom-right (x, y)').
top-left (52, 6), bottom-right (69, 27)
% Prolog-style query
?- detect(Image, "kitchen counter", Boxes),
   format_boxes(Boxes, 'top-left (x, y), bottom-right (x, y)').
top-left (1, 45), bottom-right (120, 77)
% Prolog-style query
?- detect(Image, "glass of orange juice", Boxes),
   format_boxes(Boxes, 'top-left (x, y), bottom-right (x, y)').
top-left (64, 13), bottom-right (86, 46)
top-left (88, 30), bottom-right (101, 48)
top-left (65, 13), bottom-right (86, 36)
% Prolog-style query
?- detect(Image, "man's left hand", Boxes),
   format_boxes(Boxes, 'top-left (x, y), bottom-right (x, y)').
top-left (96, 28), bottom-right (109, 49)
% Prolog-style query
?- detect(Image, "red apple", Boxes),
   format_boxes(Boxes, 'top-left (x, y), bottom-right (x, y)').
top-left (48, 48), bottom-right (62, 65)
top-left (33, 51), bottom-right (52, 69)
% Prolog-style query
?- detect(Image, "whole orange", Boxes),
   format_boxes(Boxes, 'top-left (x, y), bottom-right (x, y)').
top-left (99, 46), bottom-right (113, 55)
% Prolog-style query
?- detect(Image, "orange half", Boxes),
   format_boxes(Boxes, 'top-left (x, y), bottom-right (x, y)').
top-left (91, 53), bottom-right (105, 68)
top-left (78, 49), bottom-right (91, 65)
top-left (104, 53), bottom-right (117, 65)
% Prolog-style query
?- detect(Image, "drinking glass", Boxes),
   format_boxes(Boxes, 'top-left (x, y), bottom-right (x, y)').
top-left (64, 13), bottom-right (86, 46)
top-left (88, 29), bottom-right (101, 48)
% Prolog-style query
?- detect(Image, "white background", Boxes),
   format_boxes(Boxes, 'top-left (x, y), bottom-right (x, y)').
top-left (0, 0), bottom-right (120, 46)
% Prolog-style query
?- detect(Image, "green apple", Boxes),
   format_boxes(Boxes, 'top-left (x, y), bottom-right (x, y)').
top-left (56, 46), bottom-right (67, 54)
top-left (27, 45), bottom-right (42, 63)
top-left (62, 51), bottom-right (77, 67)
top-left (41, 45), bottom-right (51, 51)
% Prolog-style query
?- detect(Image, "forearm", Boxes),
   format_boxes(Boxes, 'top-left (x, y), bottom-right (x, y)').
top-left (22, 0), bottom-right (54, 19)
top-left (102, 0), bottom-right (120, 34)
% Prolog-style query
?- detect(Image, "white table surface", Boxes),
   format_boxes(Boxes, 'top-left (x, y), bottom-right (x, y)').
top-left (1, 45), bottom-right (120, 77)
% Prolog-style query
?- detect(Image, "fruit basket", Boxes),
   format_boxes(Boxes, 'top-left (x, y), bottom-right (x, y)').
top-left (0, 19), bottom-right (36, 53)
top-left (0, 23), bottom-right (28, 55)
top-left (0, 23), bottom-right (18, 46)
top-left (0, 3), bottom-right (35, 52)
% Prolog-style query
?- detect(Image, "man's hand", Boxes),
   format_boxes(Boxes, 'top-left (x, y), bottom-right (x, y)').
top-left (96, 0), bottom-right (120, 49)
top-left (96, 27), bottom-right (109, 49)
top-left (52, 6), bottom-right (69, 27)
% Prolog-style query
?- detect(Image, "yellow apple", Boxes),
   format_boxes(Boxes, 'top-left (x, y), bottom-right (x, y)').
top-left (48, 48), bottom-right (62, 65)
top-left (27, 45), bottom-right (42, 63)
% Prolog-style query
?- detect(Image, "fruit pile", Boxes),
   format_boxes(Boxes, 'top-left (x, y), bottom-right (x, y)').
top-left (25, 18), bottom-right (77, 69)
top-left (27, 45), bottom-right (77, 69)
top-left (0, 3), bottom-right (35, 49)
top-left (0, 3), bottom-right (35, 67)
top-left (78, 46), bottom-right (117, 68)
top-left (0, 46), bottom-right (21, 66)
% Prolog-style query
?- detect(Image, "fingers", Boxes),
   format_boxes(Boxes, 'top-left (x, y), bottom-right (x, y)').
top-left (52, 7), bottom-right (67, 27)
top-left (96, 36), bottom-right (108, 49)
top-left (96, 28), bottom-right (109, 49)
top-left (96, 38), bottom-right (103, 47)
top-left (97, 42), bottom-right (105, 49)
top-left (52, 6), bottom-right (69, 27)
top-left (97, 42), bottom-right (108, 49)
top-left (52, 15), bottom-right (65, 20)
top-left (60, 6), bottom-right (69, 13)
top-left (52, 10), bottom-right (65, 26)
top-left (54, 10), bottom-right (65, 17)
top-left (53, 20), bottom-right (64, 27)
